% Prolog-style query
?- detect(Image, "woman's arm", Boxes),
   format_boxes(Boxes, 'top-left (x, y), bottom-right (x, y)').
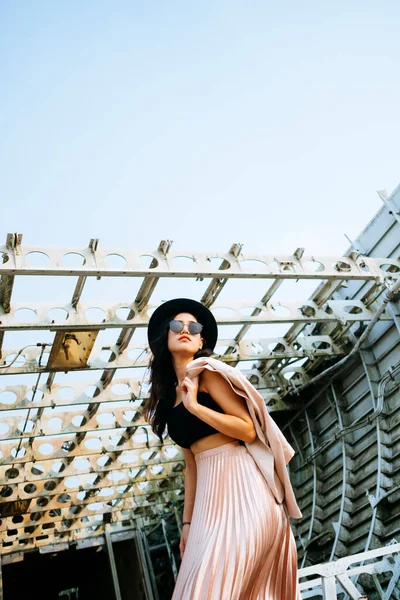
top-left (191, 370), bottom-right (256, 444)
top-left (181, 447), bottom-right (197, 524)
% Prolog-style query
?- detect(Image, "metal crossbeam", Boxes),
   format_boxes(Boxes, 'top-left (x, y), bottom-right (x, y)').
top-left (299, 543), bottom-right (400, 599)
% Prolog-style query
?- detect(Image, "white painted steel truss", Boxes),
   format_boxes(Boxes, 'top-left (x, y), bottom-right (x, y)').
top-left (298, 542), bottom-right (400, 599)
top-left (0, 233), bottom-right (399, 559)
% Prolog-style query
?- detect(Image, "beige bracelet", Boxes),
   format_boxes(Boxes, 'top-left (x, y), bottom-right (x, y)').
top-left (182, 521), bottom-right (191, 527)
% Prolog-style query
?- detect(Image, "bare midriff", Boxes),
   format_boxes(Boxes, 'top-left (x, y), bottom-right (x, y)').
top-left (190, 432), bottom-right (238, 455)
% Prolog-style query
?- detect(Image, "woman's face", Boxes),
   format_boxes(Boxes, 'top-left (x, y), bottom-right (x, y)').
top-left (167, 312), bottom-right (204, 357)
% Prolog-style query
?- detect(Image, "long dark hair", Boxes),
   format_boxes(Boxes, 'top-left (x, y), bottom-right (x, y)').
top-left (143, 314), bottom-right (213, 444)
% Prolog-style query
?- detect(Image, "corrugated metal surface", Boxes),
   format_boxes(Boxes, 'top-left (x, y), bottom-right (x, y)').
top-left (287, 186), bottom-right (400, 596)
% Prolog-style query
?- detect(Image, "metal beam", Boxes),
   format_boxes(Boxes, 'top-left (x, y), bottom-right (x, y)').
top-left (105, 524), bottom-right (122, 600)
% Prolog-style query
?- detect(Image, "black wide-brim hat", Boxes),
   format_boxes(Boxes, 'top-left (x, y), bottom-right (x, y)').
top-left (147, 298), bottom-right (218, 353)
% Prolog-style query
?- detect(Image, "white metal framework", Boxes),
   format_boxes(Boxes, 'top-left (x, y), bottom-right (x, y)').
top-left (0, 186), bottom-right (400, 599)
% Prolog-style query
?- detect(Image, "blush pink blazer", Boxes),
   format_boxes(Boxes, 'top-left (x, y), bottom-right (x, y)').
top-left (186, 356), bottom-right (302, 519)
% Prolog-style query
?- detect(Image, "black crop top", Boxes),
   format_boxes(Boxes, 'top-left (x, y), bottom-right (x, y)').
top-left (166, 391), bottom-right (225, 449)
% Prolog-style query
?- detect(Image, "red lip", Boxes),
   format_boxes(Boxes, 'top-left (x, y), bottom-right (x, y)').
top-left (179, 336), bottom-right (191, 341)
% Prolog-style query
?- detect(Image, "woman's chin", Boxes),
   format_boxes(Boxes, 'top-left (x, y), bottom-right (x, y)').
top-left (170, 347), bottom-right (196, 358)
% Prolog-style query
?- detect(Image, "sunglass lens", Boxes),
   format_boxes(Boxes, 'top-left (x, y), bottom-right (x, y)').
top-left (188, 322), bottom-right (203, 334)
top-left (169, 320), bottom-right (183, 333)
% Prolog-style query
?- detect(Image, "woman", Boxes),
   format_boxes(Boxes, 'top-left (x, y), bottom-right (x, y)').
top-left (144, 298), bottom-right (300, 599)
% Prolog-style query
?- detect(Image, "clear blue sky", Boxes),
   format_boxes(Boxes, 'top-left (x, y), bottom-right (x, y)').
top-left (1, 0), bottom-right (399, 256)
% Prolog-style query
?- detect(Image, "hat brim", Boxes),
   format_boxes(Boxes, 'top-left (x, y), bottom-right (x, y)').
top-left (147, 298), bottom-right (218, 352)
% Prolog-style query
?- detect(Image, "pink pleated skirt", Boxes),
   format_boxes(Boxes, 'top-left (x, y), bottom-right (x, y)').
top-left (171, 440), bottom-right (300, 600)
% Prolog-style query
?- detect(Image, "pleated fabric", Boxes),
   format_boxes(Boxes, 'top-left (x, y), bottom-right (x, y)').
top-left (171, 441), bottom-right (300, 600)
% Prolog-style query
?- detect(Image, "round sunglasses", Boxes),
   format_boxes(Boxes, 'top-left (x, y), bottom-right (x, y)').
top-left (169, 319), bottom-right (203, 335)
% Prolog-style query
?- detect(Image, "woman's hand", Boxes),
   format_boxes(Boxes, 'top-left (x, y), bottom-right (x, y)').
top-left (180, 375), bottom-right (199, 413)
top-left (179, 524), bottom-right (190, 559)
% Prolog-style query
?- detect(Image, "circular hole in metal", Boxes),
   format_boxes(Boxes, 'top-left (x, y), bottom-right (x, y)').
top-left (84, 385), bottom-right (100, 398)
top-left (128, 347), bottom-right (147, 362)
top-left (214, 345), bottom-right (230, 356)
top-left (303, 260), bottom-right (325, 273)
top-left (65, 477), bottom-right (81, 489)
top-left (74, 458), bottom-right (90, 471)
top-left (37, 497), bottom-right (49, 507)
top-left (24, 526), bottom-right (35, 534)
top-left (44, 480), bottom-right (57, 491)
top-left (84, 438), bottom-right (102, 450)
top-left (104, 254), bottom-right (126, 268)
top-left (4, 353), bottom-right (26, 366)
top-left (239, 259), bottom-right (269, 271)
top-left (116, 307), bottom-right (134, 320)
top-left (357, 261), bottom-right (370, 272)
top-left (205, 256), bottom-right (231, 270)
top-left (333, 260), bottom-right (352, 272)
top-left (0, 391), bottom-right (17, 405)
top-left (17, 419), bottom-right (34, 433)
top-left (271, 305), bottom-right (291, 317)
top-left (150, 465), bottom-right (163, 475)
top-left (56, 493), bottom-right (71, 504)
top-left (31, 512), bottom-right (42, 522)
top-left (57, 387), bottom-right (75, 400)
top-left (25, 389), bottom-right (44, 402)
top-left (171, 256), bottom-right (196, 270)
top-left (109, 434), bottom-right (122, 447)
top-left (31, 464), bottom-right (45, 476)
top-left (249, 342), bottom-right (264, 355)
top-left (311, 340), bottom-right (331, 350)
top-left (299, 305), bottom-right (316, 317)
top-left (11, 447), bottom-right (26, 459)
top-left (380, 262), bottom-right (400, 273)
top-left (283, 371), bottom-right (296, 380)
top-left (241, 306), bottom-right (258, 316)
top-left (69, 505), bottom-right (81, 515)
top-left (96, 413), bottom-right (114, 425)
top-left (268, 342), bottom-right (286, 353)
top-left (35, 351), bottom-right (50, 365)
top-left (51, 461), bottom-right (65, 474)
top-left (63, 252), bottom-right (86, 266)
top-left (48, 308), bottom-right (69, 322)
top-left (6, 468), bottom-right (19, 479)
top-left (48, 417), bottom-right (63, 431)
top-left (71, 414), bottom-right (86, 427)
top-left (25, 252), bottom-right (50, 266)
top-left (14, 308), bottom-right (37, 323)
top-left (0, 486), bottom-right (13, 497)
top-left (98, 488), bottom-right (114, 497)
top-left (99, 350), bottom-right (114, 363)
top-left (0, 422), bottom-right (9, 435)
top-left (210, 307), bottom-right (236, 318)
top-left (164, 446), bottom-right (179, 458)
top-left (39, 443), bottom-right (54, 456)
top-left (344, 305), bottom-right (363, 314)
top-left (12, 514), bottom-right (24, 524)
top-left (87, 502), bottom-right (105, 511)
top-left (111, 383), bottom-right (131, 396)
top-left (24, 483), bottom-right (37, 494)
top-left (138, 255), bottom-right (158, 269)
top-left (86, 307), bottom-right (106, 323)
top-left (7, 529), bottom-right (18, 537)
top-left (118, 452), bottom-right (138, 464)
top-left (122, 410), bottom-right (136, 422)
top-left (107, 471), bottom-right (124, 482)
